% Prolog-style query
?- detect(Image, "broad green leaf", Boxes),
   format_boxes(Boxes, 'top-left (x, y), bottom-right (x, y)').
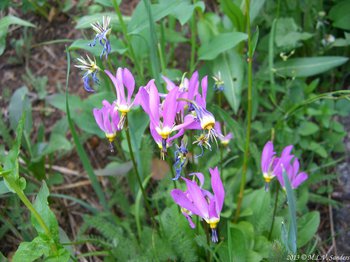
top-left (0, 15), bottom-right (35, 55)
top-left (213, 51), bottom-right (244, 113)
top-left (297, 211), bottom-right (320, 247)
top-left (298, 121), bottom-right (319, 136)
top-left (32, 182), bottom-right (59, 239)
top-left (275, 17), bottom-right (312, 51)
top-left (128, 0), bottom-right (179, 34)
top-left (274, 57), bottom-right (349, 78)
top-left (167, 0), bottom-right (205, 25)
top-left (198, 32), bottom-right (247, 60)
top-left (250, 0), bottom-right (266, 23)
top-left (95, 161), bottom-right (133, 176)
top-left (0, 180), bottom-right (11, 195)
top-left (43, 133), bottom-right (73, 155)
top-left (309, 142), bottom-right (327, 158)
top-left (13, 236), bottom-right (50, 262)
top-left (329, 0), bottom-right (350, 30)
top-left (8, 86), bottom-right (32, 133)
top-left (219, 0), bottom-right (244, 31)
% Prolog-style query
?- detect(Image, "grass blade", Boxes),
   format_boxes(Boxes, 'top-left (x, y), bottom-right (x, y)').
top-left (65, 48), bottom-right (108, 210)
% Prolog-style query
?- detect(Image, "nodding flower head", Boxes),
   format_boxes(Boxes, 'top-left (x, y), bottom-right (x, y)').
top-left (93, 100), bottom-right (120, 151)
top-left (75, 55), bottom-right (101, 92)
top-left (261, 141), bottom-right (295, 191)
top-left (89, 16), bottom-right (112, 59)
top-left (214, 122), bottom-right (233, 146)
top-left (171, 167), bottom-right (225, 243)
top-left (276, 152), bottom-right (308, 190)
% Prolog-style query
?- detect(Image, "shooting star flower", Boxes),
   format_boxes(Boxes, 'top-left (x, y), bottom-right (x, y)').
top-left (93, 100), bottom-right (120, 152)
top-left (171, 167), bottom-right (225, 243)
top-left (89, 16), bottom-right (112, 59)
top-left (75, 55), bottom-right (100, 92)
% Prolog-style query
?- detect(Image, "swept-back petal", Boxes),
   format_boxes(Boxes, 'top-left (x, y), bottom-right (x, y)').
top-left (93, 109), bottom-right (104, 131)
top-left (181, 211), bottom-right (196, 229)
top-left (209, 167), bottom-right (225, 214)
top-left (292, 172), bottom-right (308, 188)
top-left (149, 82), bottom-right (160, 127)
top-left (171, 189), bottom-right (201, 216)
top-left (261, 141), bottom-right (275, 173)
top-left (163, 87), bottom-right (179, 128)
top-left (189, 172), bottom-right (205, 188)
top-left (122, 68), bottom-right (135, 103)
top-left (182, 177), bottom-right (209, 219)
top-left (105, 70), bottom-right (122, 106)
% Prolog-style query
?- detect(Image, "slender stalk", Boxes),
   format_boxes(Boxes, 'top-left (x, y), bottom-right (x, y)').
top-left (124, 115), bottom-right (155, 225)
top-left (5, 177), bottom-right (57, 254)
top-left (268, 184), bottom-right (280, 240)
top-left (111, 0), bottom-right (144, 81)
top-left (234, 0), bottom-right (253, 222)
top-left (190, 1), bottom-right (197, 73)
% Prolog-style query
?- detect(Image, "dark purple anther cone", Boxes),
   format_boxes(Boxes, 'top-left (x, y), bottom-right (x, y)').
top-left (211, 229), bottom-right (218, 243)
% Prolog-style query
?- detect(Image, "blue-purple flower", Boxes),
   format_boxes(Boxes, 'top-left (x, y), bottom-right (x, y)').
top-left (171, 167), bottom-right (225, 243)
top-left (89, 16), bottom-right (112, 59)
top-left (75, 55), bottom-right (100, 92)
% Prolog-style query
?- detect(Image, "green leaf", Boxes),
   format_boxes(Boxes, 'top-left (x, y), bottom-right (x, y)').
top-left (8, 86), bottom-right (32, 133)
top-left (298, 121), bottom-right (319, 136)
top-left (274, 57), bottom-right (349, 78)
top-left (95, 161), bottom-right (133, 176)
top-left (167, 0), bottom-right (205, 25)
top-left (213, 51), bottom-right (244, 113)
top-left (329, 0), bottom-right (350, 30)
top-left (309, 142), bottom-right (327, 158)
top-left (0, 15), bottom-right (35, 55)
top-left (282, 170), bottom-right (297, 254)
top-left (219, 0), bottom-right (244, 31)
top-left (13, 236), bottom-right (50, 262)
top-left (198, 32), bottom-right (247, 60)
top-left (275, 18), bottom-right (312, 51)
top-left (65, 48), bottom-right (108, 210)
top-left (297, 211), bottom-right (320, 247)
top-left (43, 133), bottom-right (73, 155)
top-left (3, 113), bottom-right (26, 192)
top-left (32, 182), bottom-right (59, 239)
top-left (128, 0), bottom-right (179, 34)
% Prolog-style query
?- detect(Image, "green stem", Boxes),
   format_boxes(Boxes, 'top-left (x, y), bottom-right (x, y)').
top-left (124, 115), bottom-right (156, 226)
top-left (234, 0), bottom-right (253, 223)
top-left (111, 0), bottom-right (144, 81)
top-left (268, 184), bottom-right (280, 240)
top-left (190, 2), bottom-right (197, 73)
top-left (5, 177), bottom-right (57, 254)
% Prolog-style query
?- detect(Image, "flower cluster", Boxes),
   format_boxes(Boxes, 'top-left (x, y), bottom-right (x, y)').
top-left (171, 167), bottom-right (225, 242)
top-left (261, 141), bottom-right (308, 191)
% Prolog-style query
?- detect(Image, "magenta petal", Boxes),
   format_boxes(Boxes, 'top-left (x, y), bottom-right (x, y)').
top-left (149, 82), bottom-right (160, 127)
top-left (105, 70), bottom-right (122, 106)
top-left (182, 211), bottom-right (196, 229)
top-left (122, 68), bottom-right (135, 103)
top-left (93, 109), bottom-right (104, 131)
top-left (163, 87), bottom-right (179, 128)
top-left (162, 75), bottom-right (176, 91)
top-left (208, 198), bottom-right (219, 220)
top-left (182, 177), bottom-right (209, 219)
top-left (168, 128), bottom-right (184, 144)
top-left (187, 71), bottom-right (198, 100)
top-left (261, 141), bottom-right (275, 173)
top-left (171, 189), bottom-right (201, 216)
top-left (209, 167), bottom-right (225, 214)
top-left (200, 76), bottom-right (208, 107)
top-left (116, 68), bottom-right (126, 105)
top-left (292, 172), bottom-right (308, 188)
top-left (189, 172), bottom-right (205, 188)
